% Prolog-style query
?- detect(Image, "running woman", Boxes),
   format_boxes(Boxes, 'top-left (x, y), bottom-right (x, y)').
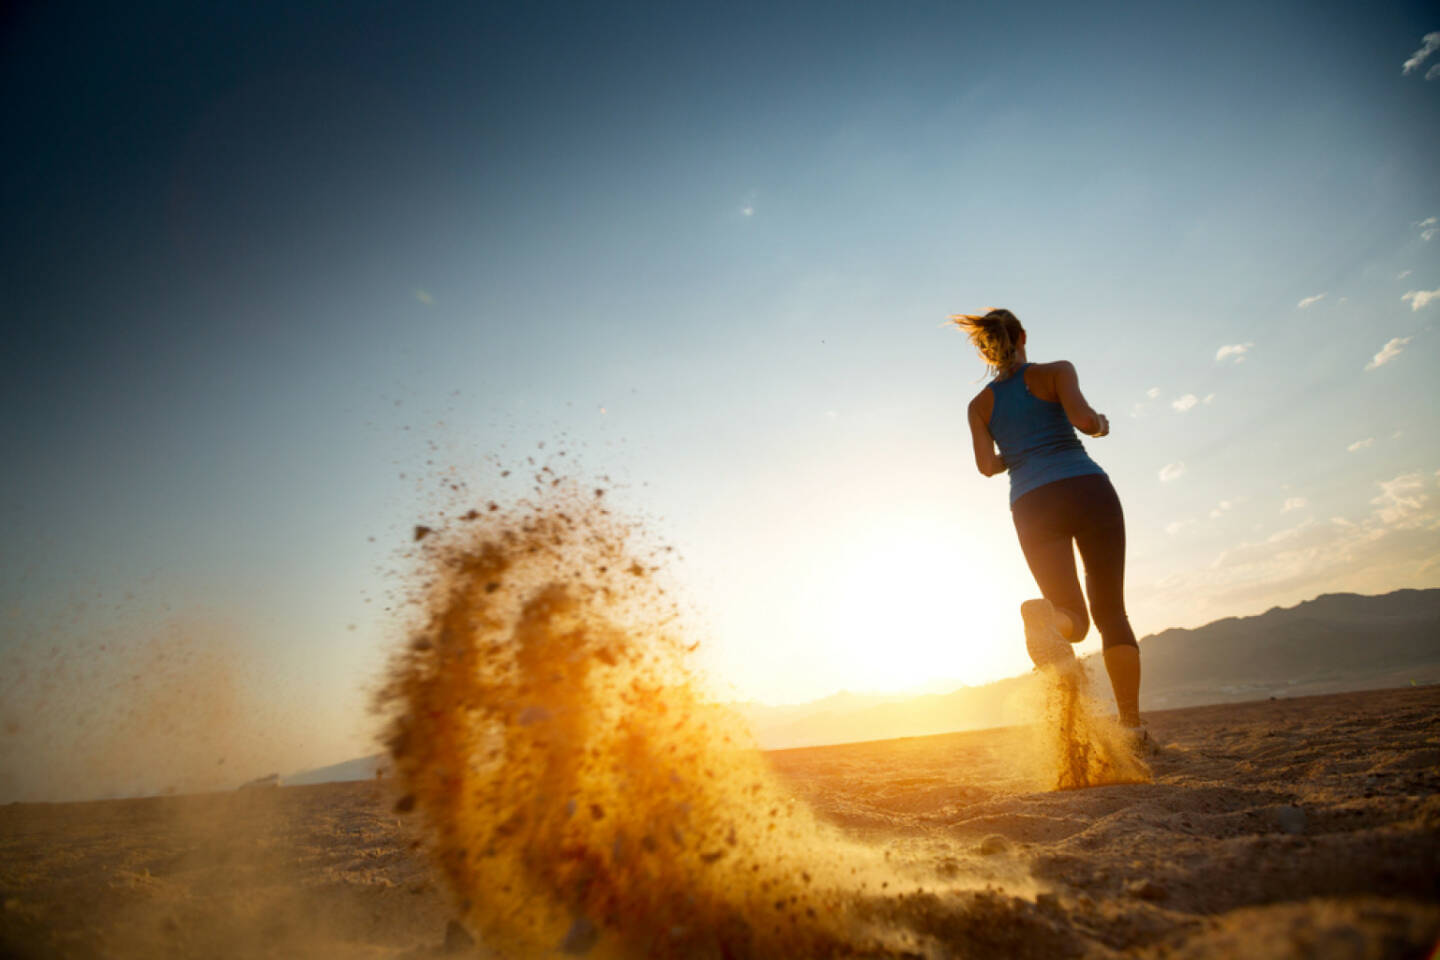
top-left (952, 308), bottom-right (1141, 730)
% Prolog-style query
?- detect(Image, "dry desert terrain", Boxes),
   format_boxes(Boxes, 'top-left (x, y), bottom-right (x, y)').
top-left (2, 686), bottom-right (1437, 958)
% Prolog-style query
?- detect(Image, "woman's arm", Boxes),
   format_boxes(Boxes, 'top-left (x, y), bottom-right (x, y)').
top-left (967, 393), bottom-right (1007, 477)
top-left (1053, 361), bottom-right (1109, 437)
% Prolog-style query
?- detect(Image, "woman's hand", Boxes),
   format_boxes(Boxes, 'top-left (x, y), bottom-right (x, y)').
top-left (1091, 413), bottom-right (1109, 438)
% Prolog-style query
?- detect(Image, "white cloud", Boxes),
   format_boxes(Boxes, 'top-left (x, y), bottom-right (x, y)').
top-left (1428, 64), bottom-right (1440, 81)
top-left (1347, 438), bottom-right (1375, 453)
top-left (1159, 461), bottom-right (1186, 483)
top-left (1282, 497), bottom-right (1308, 513)
top-left (1209, 499), bottom-right (1234, 520)
top-left (1398, 270), bottom-right (1413, 280)
top-left (1296, 293), bottom-right (1326, 309)
top-left (1402, 288), bottom-right (1440, 311)
top-left (1424, 229), bottom-right (1438, 242)
top-left (1203, 393), bottom-right (1215, 405)
top-left (1172, 394), bottom-right (1199, 412)
top-left (1164, 519), bottom-right (1193, 536)
top-left (1365, 336), bottom-right (1411, 371)
top-left (1371, 473), bottom-right (1429, 525)
top-left (1215, 342), bottom-right (1253, 363)
top-left (1419, 217), bottom-right (1438, 228)
top-left (1132, 386), bottom-right (1161, 418)
top-left (1403, 33), bottom-right (1440, 75)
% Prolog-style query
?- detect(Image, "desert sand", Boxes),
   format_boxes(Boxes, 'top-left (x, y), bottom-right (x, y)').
top-left (2, 685), bottom-right (1437, 959)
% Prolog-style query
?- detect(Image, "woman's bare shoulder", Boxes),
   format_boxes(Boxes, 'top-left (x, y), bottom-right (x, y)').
top-left (1029, 360), bottom-right (1078, 391)
top-left (967, 385), bottom-right (994, 417)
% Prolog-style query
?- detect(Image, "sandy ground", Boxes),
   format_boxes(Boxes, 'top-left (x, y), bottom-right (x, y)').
top-left (2, 685), bottom-right (1437, 959)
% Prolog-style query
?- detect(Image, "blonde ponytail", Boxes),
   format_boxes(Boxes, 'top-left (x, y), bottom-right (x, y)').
top-left (946, 308), bottom-right (1025, 378)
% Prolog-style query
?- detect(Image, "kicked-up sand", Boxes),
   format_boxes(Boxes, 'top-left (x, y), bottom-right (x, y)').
top-left (0, 686), bottom-right (1437, 958)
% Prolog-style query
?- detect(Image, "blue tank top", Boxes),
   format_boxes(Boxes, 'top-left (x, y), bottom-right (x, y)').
top-left (987, 363), bottom-right (1105, 505)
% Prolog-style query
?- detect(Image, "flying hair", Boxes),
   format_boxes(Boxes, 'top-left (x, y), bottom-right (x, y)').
top-left (946, 308), bottom-right (1025, 378)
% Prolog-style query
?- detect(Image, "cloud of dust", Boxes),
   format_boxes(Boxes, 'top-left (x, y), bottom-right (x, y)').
top-left (0, 620), bottom-right (311, 802)
top-left (1013, 665), bottom-right (1152, 791)
top-left (377, 489), bottom-right (963, 959)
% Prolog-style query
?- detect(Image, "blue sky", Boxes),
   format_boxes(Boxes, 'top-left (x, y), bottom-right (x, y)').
top-left (2, 1), bottom-right (1438, 786)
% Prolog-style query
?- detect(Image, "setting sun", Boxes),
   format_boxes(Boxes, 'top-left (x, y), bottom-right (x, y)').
top-left (796, 520), bottom-right (1028, 696)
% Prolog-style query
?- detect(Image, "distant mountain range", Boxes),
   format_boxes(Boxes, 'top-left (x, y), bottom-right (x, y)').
top-left (282, 589), bottom-right (1440, 783)
top-left (282, 753), bottom-right (389, 787)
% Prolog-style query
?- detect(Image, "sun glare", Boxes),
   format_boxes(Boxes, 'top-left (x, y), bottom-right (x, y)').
top-left (795, 522), bottom-right (1027, 697)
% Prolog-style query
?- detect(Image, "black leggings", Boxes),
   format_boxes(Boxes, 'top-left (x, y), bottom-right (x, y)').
top-left (1011, 473), bottom-right (1137, 650)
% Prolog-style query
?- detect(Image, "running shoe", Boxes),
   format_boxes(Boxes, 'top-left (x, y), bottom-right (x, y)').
top-left (1121, 724), bottom-right (1158, 756)
top-left (1021, 598), bottom-right (1077, 673)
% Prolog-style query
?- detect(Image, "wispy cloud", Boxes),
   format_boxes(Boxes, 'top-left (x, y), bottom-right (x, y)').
top-left (1282, 496), bottom-right (1308, 513)
top-left (1171, 394), bottom-right (1199, 412)
top-left (414, 289), bottom-right (434, 305)
top-left (1203, 393), bottom-right (1215, 405)
top-left (1159, 461), bottom-right (1186, 483)
top-left (1215, 342), bottom-right (1253, 364)
top-left (1403, 33), bottom-right (1440, 75)
top-left (1398, 270), bottom-right (1413, 280)
top-left (1365, 336), bottom-right (1411, 371)
top-left (1131, 386), bottom-right (1162, 419)
top-left (1402, 288), bottom-right (1439, 311)
top-left (1209, 499), bottom-right (1233, 520)
top-left (1144, 472), bottom-right (1440, 624)
top-left (1164, 519), bottom-right (1193, 536)
top-left (1347, 438), bottom-right (1375, 453)
top-left (1296, 293), bottom-right (1326, 309)
top-left (1371, 473), bottom-right (1429, 525)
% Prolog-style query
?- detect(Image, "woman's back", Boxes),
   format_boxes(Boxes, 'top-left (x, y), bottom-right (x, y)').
top-left (987, 363), bottom-right (1103, 504)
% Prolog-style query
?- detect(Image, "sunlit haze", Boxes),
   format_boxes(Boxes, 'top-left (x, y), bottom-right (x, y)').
top-left (3, 2), bottom-right (1439, 788)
